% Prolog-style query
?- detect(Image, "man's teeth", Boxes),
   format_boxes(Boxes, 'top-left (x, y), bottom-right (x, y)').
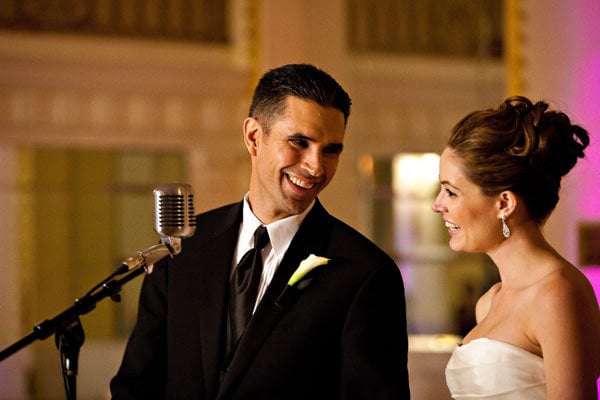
top-left (289, 175), bottom-right (314, 189)
top-left (445, 221), bottom-right (459, 229)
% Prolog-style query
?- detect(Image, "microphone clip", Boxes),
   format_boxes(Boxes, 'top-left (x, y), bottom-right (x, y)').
top-left (160, 235), bottom-right (183, 255)
top-left (118, 236), bottom-right (182, 275)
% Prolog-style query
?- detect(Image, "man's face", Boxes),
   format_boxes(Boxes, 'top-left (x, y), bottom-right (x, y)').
top-left (244, 96), bottom-right (346, 223)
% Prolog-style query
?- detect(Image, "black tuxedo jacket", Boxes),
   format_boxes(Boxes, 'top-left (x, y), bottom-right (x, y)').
top-left (111, 199), bottom-right (410, 399)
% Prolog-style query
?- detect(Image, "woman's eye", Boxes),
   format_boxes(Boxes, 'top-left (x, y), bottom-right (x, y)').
top-left (445, 188), bottom-right (456, 197)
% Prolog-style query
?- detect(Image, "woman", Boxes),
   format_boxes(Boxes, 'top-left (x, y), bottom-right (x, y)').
top-left (432, 96), bottom-right (600, 399)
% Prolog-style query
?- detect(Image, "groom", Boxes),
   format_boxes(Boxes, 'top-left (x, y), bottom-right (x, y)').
top-left (110, 63), bottom-right (410, 399)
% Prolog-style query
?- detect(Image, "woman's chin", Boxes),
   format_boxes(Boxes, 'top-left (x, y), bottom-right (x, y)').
top-left (449, 239), bottom-right (465, 253)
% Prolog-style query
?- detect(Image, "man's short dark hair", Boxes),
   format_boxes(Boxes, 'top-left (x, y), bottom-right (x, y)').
top-left (248, 63), bottom-right (352, 131)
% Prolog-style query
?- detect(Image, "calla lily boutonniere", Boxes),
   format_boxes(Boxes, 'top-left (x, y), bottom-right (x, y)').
top-left (287, 254), bottom-right (330, 287)
top-left (274, 254), bottom-right (330, 312)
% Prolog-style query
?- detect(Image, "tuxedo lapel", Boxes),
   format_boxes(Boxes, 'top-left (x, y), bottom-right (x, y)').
top-left (192, 203), bottom-right (243, 399)
top-left (217, 201), bottom-right (333, 397)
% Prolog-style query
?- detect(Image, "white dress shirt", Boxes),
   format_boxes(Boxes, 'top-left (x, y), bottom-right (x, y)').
top-left (232, 194), bottom-right (314, 312)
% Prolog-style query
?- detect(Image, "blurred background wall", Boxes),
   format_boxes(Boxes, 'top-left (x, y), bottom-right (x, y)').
top-left (0, 0), bottom-right (598, 399)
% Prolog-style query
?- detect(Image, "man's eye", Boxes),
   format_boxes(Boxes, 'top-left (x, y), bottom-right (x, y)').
top-left (324, 146), bottom-right (343, 156)
top-left (290, 138), bottom-right (308, 148)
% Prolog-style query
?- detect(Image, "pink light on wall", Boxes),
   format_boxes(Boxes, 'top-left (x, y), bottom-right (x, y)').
top-left (574, 52), bottom-right (600, 217)
top-left (569, 4), bottom-right (600, 395)
top-left (571, 0), bottom-right (600, 218)
top-left (583, 267), bottom-right (600, 301)
top-left (570, 18), bottom-right (600, 397)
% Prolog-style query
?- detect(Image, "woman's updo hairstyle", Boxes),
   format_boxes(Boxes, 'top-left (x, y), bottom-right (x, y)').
top-left (447, 95), bottom-right (589, 224)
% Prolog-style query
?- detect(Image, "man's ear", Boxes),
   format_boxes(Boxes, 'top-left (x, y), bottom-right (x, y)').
top-left (243, 117), bottom-right (261, 156)
top-left (497, 190), bottom-right (517, 218)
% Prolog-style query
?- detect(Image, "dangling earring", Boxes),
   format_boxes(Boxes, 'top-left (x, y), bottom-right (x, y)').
top-left (501, 215), bottom-right (511, 238)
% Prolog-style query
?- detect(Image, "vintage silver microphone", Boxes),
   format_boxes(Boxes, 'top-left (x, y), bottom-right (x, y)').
top-left (118, 183), bottom-right (196, 274)
top-left (154, 183), bottom-right (196, 240)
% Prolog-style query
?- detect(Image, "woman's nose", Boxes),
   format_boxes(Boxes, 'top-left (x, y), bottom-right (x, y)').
top-left (431, 192), bottom-right (445, 213)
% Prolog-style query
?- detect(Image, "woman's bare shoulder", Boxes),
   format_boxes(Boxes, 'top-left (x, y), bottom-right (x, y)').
top-left (532, 263), bottom-right (600, 386)
top-left (535, 264), bottom-right (597, 308)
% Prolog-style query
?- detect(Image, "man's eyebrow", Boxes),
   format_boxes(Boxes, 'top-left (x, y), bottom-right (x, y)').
top-left (289, 133), bottom-right (311, 140)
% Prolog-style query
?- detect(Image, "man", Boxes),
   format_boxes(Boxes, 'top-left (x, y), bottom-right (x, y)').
top-left (111, 63), bottom-right (410, 399)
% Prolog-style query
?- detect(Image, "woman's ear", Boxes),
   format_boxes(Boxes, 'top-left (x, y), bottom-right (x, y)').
top-left (243, 117), bottom-right (261, 156)
top-left (497, 190), bottom-right (517, 218)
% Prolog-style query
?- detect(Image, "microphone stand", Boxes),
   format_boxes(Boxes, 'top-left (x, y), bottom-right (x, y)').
top-left (0, 239), bottom-right (180, 400)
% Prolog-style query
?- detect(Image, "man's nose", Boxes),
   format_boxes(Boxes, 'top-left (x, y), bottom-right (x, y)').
top-left (302, 150), bottom-right (324, 177)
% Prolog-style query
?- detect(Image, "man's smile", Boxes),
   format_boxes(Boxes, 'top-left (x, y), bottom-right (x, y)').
top-left (287, 173), bottom-right (316, 189)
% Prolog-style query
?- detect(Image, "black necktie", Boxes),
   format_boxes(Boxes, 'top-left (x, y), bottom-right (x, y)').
top-left (229, 225), bottom-right (270, 345)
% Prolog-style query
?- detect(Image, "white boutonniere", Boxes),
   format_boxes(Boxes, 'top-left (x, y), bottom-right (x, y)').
top-left (287, 254), bottom-right (330, 287)
top-left (274, 254), bottom-right (330, 312)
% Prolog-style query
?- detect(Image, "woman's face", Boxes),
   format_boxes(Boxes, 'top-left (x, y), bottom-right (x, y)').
top-left (432, 148), bottom-right (500, 253)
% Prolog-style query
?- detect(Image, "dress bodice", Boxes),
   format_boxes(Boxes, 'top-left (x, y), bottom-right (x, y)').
top-left (446, 337), bottom-right (546, 399)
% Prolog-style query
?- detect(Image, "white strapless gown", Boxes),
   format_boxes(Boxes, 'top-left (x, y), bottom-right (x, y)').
top-left (446, 338), bottom-right (546, 399)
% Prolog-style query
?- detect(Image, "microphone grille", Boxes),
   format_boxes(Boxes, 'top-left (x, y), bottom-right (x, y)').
top-left (154, 183), bottom-right (196, 238)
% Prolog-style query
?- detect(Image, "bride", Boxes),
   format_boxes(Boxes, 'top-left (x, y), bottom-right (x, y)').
top-left (432, 96), bottom-right (600, 399)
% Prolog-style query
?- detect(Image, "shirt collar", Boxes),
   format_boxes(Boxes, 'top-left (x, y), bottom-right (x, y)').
top-left (239, 194), bottom-right (314, 260)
